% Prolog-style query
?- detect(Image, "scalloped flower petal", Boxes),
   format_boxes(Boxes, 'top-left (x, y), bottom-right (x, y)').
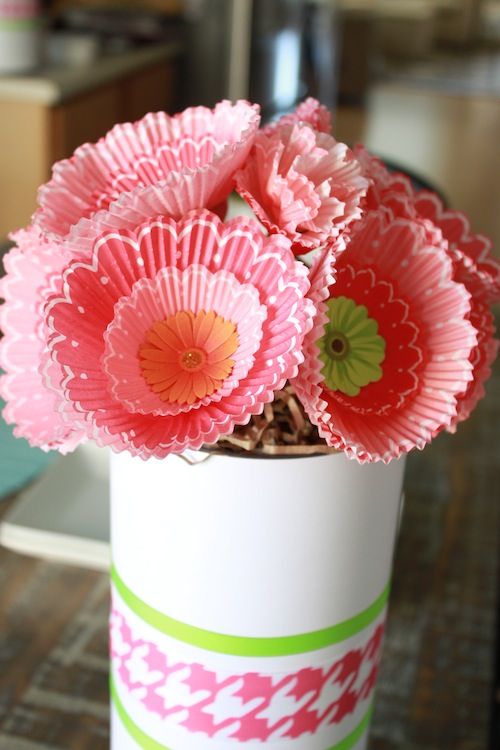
top-left (45, 210), bottom-right (314, 458)
top-left (34, 100), bottom-right (260, 238)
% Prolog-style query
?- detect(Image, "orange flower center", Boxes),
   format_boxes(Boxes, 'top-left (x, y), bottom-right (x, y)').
top-left (139, 310), bottom-right (239, 405)
top-left (180, 348), bottom-right (206, 371)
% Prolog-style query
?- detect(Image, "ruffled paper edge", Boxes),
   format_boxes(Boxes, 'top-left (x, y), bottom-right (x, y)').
top-left (34, 101), bottom-right (261, 239)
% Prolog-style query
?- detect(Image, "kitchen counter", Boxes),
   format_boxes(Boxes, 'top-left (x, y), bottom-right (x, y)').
top-left (0, 39), bottom-right (182, 105)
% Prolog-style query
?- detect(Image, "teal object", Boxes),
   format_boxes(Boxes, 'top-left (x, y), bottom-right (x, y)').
top-left (0, 399), bottom-right (55, 500)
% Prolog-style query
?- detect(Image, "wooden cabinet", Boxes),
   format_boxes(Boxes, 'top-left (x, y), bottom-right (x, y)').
top-left (0, 99), bottom-right (51, 238)
top-left (50, 81), bottom-right (122, 163)
top-left (0, 56), bottom-right (179, 241)
top-left (122, 60), bottom-right (176, 125)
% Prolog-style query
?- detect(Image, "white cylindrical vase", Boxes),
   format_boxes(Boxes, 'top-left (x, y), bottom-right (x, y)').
top-left (0, 0), bottom-right (41, 74)
top-left (110, 450), bottom-right (405, 750)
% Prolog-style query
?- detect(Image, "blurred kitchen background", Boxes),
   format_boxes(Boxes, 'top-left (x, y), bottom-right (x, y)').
top-left (0, 0), bottom-right (499, 250)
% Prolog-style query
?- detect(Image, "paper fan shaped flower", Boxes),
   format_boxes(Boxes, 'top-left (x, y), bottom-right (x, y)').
top-left (0, 227), bottom-right (84, 452)
top-left (45, 210), bottom-right (314, 458)
top-left (34, 100), bottom-right (260, 238)
top-left (263, 97), bottom-right (332, 135)
top-left (235, 123), bottom-right (369, 255)
top-left (292, 213), bottom-right (478, 462)
top-left (448, 298), bottom-right (499, 432)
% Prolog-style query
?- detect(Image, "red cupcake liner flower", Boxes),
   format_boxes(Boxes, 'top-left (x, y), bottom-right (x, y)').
top-left (355, 145), bottom-right (500, 305)
top-left (448, 298), bottom-right (499, 432)
top-left (292, 212), bottom-right (478, 462)
top-left (413, 191), bottom-right (500, 305)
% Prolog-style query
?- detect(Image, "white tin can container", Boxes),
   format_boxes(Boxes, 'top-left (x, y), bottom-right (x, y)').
top-left (110, 450), bottom-right (405, 750)
top-left (0, 0), bottom-right (41, 74)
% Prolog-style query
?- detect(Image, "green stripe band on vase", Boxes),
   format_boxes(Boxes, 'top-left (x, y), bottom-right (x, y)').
top-left (111, 565), bottom-right (389, 657)
top-left (111, 677), bottom-right (373, 750)
top-left (0, 18), bottom-right (39, 31)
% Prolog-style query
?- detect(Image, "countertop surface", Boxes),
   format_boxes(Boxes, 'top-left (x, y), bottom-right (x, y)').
top-left (0, 40), bottom-right (182, 105)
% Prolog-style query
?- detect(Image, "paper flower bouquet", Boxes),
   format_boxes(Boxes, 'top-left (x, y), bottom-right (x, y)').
top-left (1, 99), bottom-right (499, 750)
top-left (1, 98), bottom-right (499, 463)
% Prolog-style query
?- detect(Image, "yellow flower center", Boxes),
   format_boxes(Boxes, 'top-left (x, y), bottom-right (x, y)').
top-left (179, 348), bottom-right (206, 371)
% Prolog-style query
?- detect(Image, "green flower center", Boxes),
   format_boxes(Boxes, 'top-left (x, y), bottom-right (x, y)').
top-left (317, 296), bottom-right (386, 397)
top-left (326, 330), bottom-right (350, 359)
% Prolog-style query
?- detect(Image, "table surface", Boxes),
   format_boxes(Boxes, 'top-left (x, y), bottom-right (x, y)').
top-left (1, 84), bottom-right (500, 749)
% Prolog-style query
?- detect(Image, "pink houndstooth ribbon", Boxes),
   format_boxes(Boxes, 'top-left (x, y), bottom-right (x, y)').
top-left (0, 1), bottom-right (38, 18)
top-left (111, 608), bottom-right (384, 742)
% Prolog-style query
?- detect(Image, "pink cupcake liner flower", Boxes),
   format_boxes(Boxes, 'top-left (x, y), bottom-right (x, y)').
top-left (34, 100), bottom-right (260, 239)
top-left (448, 298), bottom-right (499, 432)
top-left (292, 213), bottom-right (477, 463)
top-left (263, 97), bottom-right (332, 135)
top-left (45, 209), bottom-right (314, 458)
top-left (0, 227), bottom-right (84, 451)
top-left (235, 123), bottom-right (369, 255)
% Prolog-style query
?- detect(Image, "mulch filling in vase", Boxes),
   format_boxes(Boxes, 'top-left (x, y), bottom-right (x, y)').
top-left (1, 97), bottom-right (499, 750)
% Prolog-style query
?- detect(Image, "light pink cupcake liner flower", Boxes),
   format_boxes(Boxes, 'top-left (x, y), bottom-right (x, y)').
top-left (235, 123), bottom-right (369, 255)
top-left (45, 210), bottom-right (314, 458)
top-left (34, 100), bottom-right (260, 239)
top-left (263, 97), bottom-right (332, 135)
top-left (292, 213), bottom-right (477, 463)
top-left (0, 227), bottom-right (84, 452)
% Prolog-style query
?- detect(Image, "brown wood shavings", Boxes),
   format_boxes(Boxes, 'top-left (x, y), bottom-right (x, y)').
top-left (203, 386), bottom-right (337, 458)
